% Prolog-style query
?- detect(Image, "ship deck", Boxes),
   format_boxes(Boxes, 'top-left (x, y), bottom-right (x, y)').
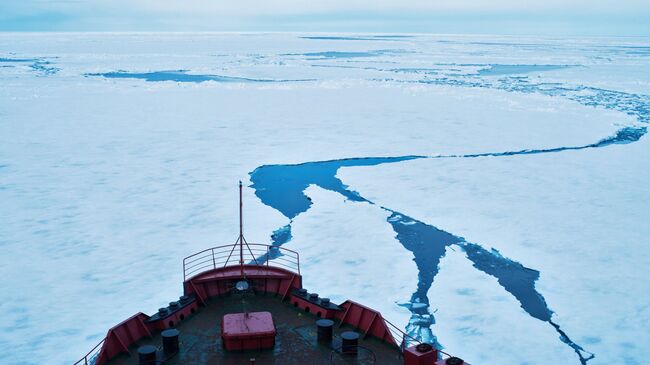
top-left (105, 292), bottom-right (405, 365)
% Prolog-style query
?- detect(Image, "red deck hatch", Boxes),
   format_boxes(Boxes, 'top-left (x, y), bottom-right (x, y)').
top-left (221, 311), bottom-right (276, 351)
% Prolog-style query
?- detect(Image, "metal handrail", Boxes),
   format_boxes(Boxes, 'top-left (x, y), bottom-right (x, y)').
top-left (73, 338), bottom-right (104, 365)
top-left (384, 318), bottom-right (421, 350)
top-left (183, 243), bottom-right (300, 280)
top-left (383, 319), bottom-right (457, 359)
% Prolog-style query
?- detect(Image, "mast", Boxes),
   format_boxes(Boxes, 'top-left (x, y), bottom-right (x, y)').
top-left (239, 181), bottom-right (244, 276)
top-left (235, 181), bottom-right (258, 277)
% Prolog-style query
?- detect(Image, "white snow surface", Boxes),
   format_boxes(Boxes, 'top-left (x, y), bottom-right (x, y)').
top-left (0, 33), bottom-right (648, 364)
top-left (292, 186), bottom-right (416, 329)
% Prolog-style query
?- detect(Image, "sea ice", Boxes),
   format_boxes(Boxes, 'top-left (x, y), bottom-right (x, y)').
top-left (0, 32), bottom-right (647, 365)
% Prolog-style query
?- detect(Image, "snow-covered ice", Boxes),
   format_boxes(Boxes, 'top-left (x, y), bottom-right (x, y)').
top-left (0, 33), bottom-right (648, 364)
top-left (339, 139), bottom-right (650, 364)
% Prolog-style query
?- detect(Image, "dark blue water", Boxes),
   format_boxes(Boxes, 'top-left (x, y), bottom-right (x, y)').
top-left (478, 64), bottom-right (570, 76)
top-left (300, 35), bottom-right (413, 41)
top-left (462, 243), bottom-right (551, 321)
top-left (440, 126), bottom-right (647, 159)
top-left (86, 70), bottom-right (312, 83)
top-left (30, 60), bottom-right (59, 75)
top-left (270, 224), bottom-right (293, 247)
top-left (0, 57), bottom-right (59, 75)
top-left (371, 35), bottom-right (415, 38)
top-left (249, 154), bottom-right (596, 362)
top-left (384, 210), bottom-right (460, 307)
top-left (301, 36), bottom-right (370, 41)
top-left (383, 209), bottom-right (460, 346)
top-left (0, 57), bottom-right (38, 62)
top-left (390, 68), bottom-right (440, 74)
top-left (287, 50), bottom-right (406, 60)
top-left (253, 224), bottom-right (293, 264)
top-left (249, 156), bottom-right (422, 219)
top-left (301, 51), bottom-right (380, 59)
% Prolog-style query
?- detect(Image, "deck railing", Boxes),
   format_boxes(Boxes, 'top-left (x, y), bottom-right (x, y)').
top-left (384, 318), bottom-right (421, 350)
top-left (385, 318), bottom-right (458, 359)
top-left (72, 338), bottom-right (103, 365)
top-left (182, 243), bottom-right (300, 280)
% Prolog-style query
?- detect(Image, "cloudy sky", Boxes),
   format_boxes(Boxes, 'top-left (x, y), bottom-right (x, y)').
top-left (1, 0), bottom-right (649, 36)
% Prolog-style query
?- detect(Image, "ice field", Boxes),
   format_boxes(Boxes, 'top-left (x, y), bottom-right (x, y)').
top-left (0, 33), bottom-right (649, 364)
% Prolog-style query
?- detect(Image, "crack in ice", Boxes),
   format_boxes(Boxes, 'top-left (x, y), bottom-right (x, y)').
top-left (249, 154), bottom-right (600, 363)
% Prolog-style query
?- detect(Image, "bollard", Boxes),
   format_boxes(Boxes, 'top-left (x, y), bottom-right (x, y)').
top-left (162, 328), bottom-right (180, 355)
top-left (446, 357), bottom-right (465, 365)
top-left (316, 319), bottom-right (334, 343)
top-left (404, 343), bottom-right (438, 365)
top-left (158, 308), bottom-right (168, 318)
top-left (137, 345), bottom-right (156, 365)
top-left (341, 331), bottom-right (359, 356)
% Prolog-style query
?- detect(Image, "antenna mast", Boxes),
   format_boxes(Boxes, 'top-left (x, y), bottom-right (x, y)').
top-left (234, 181), bottom-right (258, 277)
top-left (239, 181), bottom-right (244, 276)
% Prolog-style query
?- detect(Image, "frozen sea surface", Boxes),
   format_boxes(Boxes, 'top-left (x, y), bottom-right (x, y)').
top-left (0, 33), bottom-right (648, 365)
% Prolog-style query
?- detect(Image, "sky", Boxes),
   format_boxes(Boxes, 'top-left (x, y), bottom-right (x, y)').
top-left (0, 0), bottom-right (649, 36)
